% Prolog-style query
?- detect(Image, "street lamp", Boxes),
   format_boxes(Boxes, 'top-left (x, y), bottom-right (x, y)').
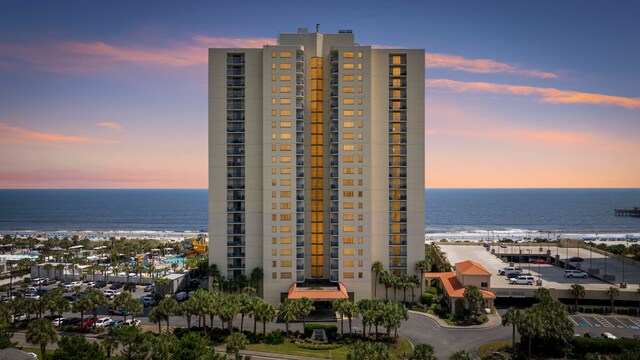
top-left (538, 247), bottom-right (543, 282)
top-left (526, 249), bottom-right (531, 273)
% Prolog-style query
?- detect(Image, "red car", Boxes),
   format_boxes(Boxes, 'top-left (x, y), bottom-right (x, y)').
top-left (531, 258), bottom-right (547, 264)
top-left (81, 317), bottom-right (97, 327)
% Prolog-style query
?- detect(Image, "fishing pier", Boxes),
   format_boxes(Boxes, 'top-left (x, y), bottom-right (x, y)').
top-left (614, 207), bottom-right (640, 217)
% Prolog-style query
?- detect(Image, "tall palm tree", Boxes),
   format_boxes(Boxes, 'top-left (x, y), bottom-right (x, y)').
top-left (380, 270), bottom-right (391, 301)
top-left (255, 301), bottom-right (276, 335)
top-left (180, 298), bottom-right (198, 329)
top-left (26, 318), bottom-right (58, 360)
top-left (333, 299), bottom-right (348, 334)
top-left (297, 297), bottom-right (315, 329)
top-left (157, 297), bottom-right (179, 332)
top-left (463, 285), bottom-right (483, 316)
top-left (569, 284), bottom-right (586, 313)
top-left (415, 259), bottom-right (431, 295)
top-left (371, 261), bottom-right (385, 298)
top-left (219, 295), bottom-right (241, 331)
top-left (342, 301), bottom-right (358, 335)
top-left (84, 288), bottom-right (108, 319)
top-left (278, 299), bottom-right (298, 334)
top-left (114, 292), bottom-right (133, 322)
top-left (606, 286), bottom-right (620, 314)
top-left (237, 292), bottom-right (253, 332)
top-left (501, 307), bottom-right (520, 356)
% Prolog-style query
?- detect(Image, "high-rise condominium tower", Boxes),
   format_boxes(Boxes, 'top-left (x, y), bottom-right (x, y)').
top-left (209, 29), bottom-right (424, 304)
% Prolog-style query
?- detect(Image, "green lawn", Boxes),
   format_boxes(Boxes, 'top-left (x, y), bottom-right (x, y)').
top-left (476, 340), bottom-right (512, 359)
top-left (245, 338), bottom-right (412, 360)
top-left (19, 346), bottom-right (55, 359)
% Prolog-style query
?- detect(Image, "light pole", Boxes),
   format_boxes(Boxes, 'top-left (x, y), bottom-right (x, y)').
top-left (526, 249), bottom-right (531, 274)
top-left (538, 247), bottom-right (543, 282)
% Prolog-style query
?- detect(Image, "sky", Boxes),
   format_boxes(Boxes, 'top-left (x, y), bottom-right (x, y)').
top-left (0, 0), bottom-right (639, 189)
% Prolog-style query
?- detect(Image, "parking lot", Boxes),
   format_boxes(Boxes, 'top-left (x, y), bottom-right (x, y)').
top-left (439, 244), bottom-right (634, 295)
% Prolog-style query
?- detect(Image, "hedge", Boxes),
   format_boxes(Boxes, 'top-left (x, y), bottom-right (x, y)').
top-left (295, 342), bottom-right (342, 350)
top-left (303, 324), bottom-right (338, 340)
top-left (571, 338), bottom-right (640, 356)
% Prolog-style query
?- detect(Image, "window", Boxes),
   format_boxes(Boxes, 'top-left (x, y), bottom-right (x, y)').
top-left (343, 133), bottom-right (355, 140)
top-left (272, 272), bottom-right (277, 279)
top-left (271, 63), bottom-right (276, 70)
top-left (343, 191), bottom-right (354, 197)
top-left (280, 63), bottom-right (292, 70)
top-left (280, 156), bottom-right (291, 163)
top-left (358, 52), bottom-right (363, 58)
top-left (343, 202), bottom-right (354, 209)
top-left (280, 272), bottom-right (292, 279)
top-left (271, 86), bottom-right (276, 93)
top-left (358, 272), bottom-right (363, 279)
top-left (280, 98), bottom-right (292, 105)
top-left (271, 121), bottom-right (276, 128)
top-left (280, 133), bottom-right (292, 140)
top-left (343, 249), bottom-right (355, 256)
top-left (281, 260), bottom-right (292, 267)
top-left (343, 237), bottom-right (354, 243)
top-left (343, 75), bottom-right (354, 81)
top-left (343, 63), bottom-right (354, 70)
top-left (280, 168), bottom-right (291, 174)
top-left (343, 156), bottom-right (354, 163)
top-left (343, 144), bottom-right (354, 151)
top-left (280, 86), bottom-right (291, 93)
top-left (280, 75), bottom-right (291, 81)
top-left (343, 260), bottom-right (354, 267)
top-left (280, 191), bottom-right (291, 198)
top-left (271, 51), bottom-right (276, 58)
top-left (357, 63), bottom-right (363, 70)
top-left (343, 98), bottom-right (355, 105)
top-left (343, 110), bottom-right (354, 117)
top-left (343, 214), bottom-right (355, 220)
top-left (280, 51), bottom-right (291, 58)
top-left (280, 203), bottom-right (291, 209)
top-left (481, 282), bottom-right (488, 288)
top-left (343, 179), bottom-right (354, 186)
top-left (343, 121), bottom-right (354, 128)
top-left (343, 86), bottom-right (354, 93)
top-left (343, 226), bottom-right (355, 232)
top-left (343, 52), bottom-right (354, 58)
top-left (343, 272), bottom-right (354, 278)
top-left (280, 237), bottom-right (292, 244)
top-left (280, 121), bottom-right (291, 128)
top-left (272, 74), bottom-right (276, 81)
top-left (343, 168), bottom-right (354, 174)
top-left (280, 249), bottom-right (292, 256)
top-left (280, 144), bottom-right (291, 151)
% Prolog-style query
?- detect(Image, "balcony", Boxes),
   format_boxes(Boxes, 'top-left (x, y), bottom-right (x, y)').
top-left (389, 104), bottom-right (407, 110)
top-left (296, 264), bottom-right (304, 270)
top-left (226, 160), bottom-right (245, 167)
top-left (227, 263), bottom-right (246, 269)
top-left (297, 172), bottom-right (304, 177)
top-left (227, 70), bottom-right (245, 76)
top-left (227, 104), bottom-right (245, 110)
top-left (296, 240), bottom-right (304, 247)
top-left (330, 56), bottom-right (338, 62)
top-left (227, 127), bottom-right (245, 133)
top-left (227, 241), bottom-right (245, 246)
top-left (228, 252), bottom-right (246, 257)
top-left (227, 81), bottom-right (245, 87)
top-left (227, 93), bottom-right (245, 99)
top-left (389, 240), bottom-right (407, 246)
top-left (296, 67), bottom-right (304, 74)
top-left (296, 253), bottom-right (304, 259)
top-left (330, 240), bottom-right (338, 247)
top-left (330, 103), bottom-right (338, 109)
top-left (296, 207), bottom-right (304, 212)
top-left (331, 68), bottom-right (338, 73)
top-left (227, 58), bottom-right (245, 64)
top-left (296, 56), bottom-right (304, 62)
top-left (227, 206), bottom-right (245, 212)
top-left (296, 80), bottom-right (305, 85)
top-left (227, 115), bottom-right (245, 121)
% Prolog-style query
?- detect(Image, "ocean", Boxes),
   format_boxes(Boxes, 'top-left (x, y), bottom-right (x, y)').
top-left (0, 189), bottom-right (639, 235)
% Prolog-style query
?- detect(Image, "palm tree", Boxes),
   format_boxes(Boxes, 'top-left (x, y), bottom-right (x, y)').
top-left (157, 297), bottom-right (179, 332)
top-left (415, 260), bottom-right (431, 296)
top-left (205, 291), bottom-right (223, 332)
top-left (149, 307), bottom-right (163, 333)
top-left (380, 270), bottom-right (391, 301)
top-left (219, 295), bottom-right (241, 331)
top-left (114, 292), bottom-right (133, 322)
top-left (42, 288), bottom-right (69, 320)
top-left (278, 299), bottom-right (299, 334)
top-left (72, 296), bottom-right (91, 323)
top-left (371, 261), bottom-right (385, 298)
top-left (569, 284), bottom-right (586, 313)
top-left (225, 332), bottom-right (248, 357)
top-left (102, 336), bottom-right (118, 358)
top-left (249, 297), bottom-right (262, 335)
top-left (449, 350), bottom-right (473, 360)
top-left (237, 292), bottom-right (253, 332)
top-left (124, 282), bottom-right (136, 294)
top-left (297, 297), bottom-right (315, 329)
top-left (463, 285), bottom-right (483, 316)
top-left (334, 299), bottom-right (349, 334)
top-left (26, 318), bottom-right (58, 360)
top-left (180, 298), bottom-right (197, 329)
top-left (517, 309), bottom-right (543, 360)
top-left (84, 288), bottom-right (108, 319)
top-left (606, 286), bottom-right (620, 314)
top-left (255, 300), bottom-right (276, 335)
top-left (501, 307), bottom-right (520, 356)
top-left (250, 267), bottom-right (263, 295)
top-left (55, 263), bottom-right (65, 281)
top-left (411, 343), bottom-right (437, 360)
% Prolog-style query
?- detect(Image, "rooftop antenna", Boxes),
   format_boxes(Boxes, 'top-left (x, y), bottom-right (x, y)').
top-left (316, 23), bottom-right (320, 33)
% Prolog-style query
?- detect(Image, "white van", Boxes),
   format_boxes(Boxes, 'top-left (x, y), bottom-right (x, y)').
top-left (509, 275), bottom-right (534, 285)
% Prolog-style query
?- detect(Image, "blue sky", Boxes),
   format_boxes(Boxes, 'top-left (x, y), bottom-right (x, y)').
top-left (1, 0), bottom-right (639, 188)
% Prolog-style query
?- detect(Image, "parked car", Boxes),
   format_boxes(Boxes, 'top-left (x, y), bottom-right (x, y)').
top-left (174, 292), bottom-right (188, 301)
top-left (53, 317), bottom-right (66, 327)
top-left (27, 287), bottom-right (38, 293)
top-left (64, 317), bottom-right (82, 326)
top-left (139, 296), bottom-right (156, 307)
top-left (499, 243), bottom-right (508, 248)
top-left (601, 332), bottom-right (617, 339)
top-left (564, 270), bottom-right (588, 278)
top-left (31, 278), bottom-right (44, 285)
top-left (93, 281), bottom-right (106, 288)
top-left (109, 320), bottom-right (125, 328)
top-left (95, 317), bottom-right (112, 328)
top-left (143, 284), bottom-right (155, 292)
top-left (24, 293), bottom-right (40, 301)
top-left (108, 305), bottom-right (130, 316)
top-left (71, 281), bottom-right (83, 287)
top-left (584, 332), bottom-right (599, 338)
top-left (498, 267), bottom-right (523, 276)
top-left (85, 281), bottom-right (96, 288)
top-left (110, 283), bottom-right (123, 290)
top-left (103, 290), bottom-right (121, 299)
top-left (12, 313), bottom-right (29, 322)
top-left (81, 317), bottom-right (98, 327)
top-left (43, 314), bottom-right (63, 321)
top-left (124, 319), bottom-right (141, 327)
top-left (509, 275), bottom-right (535, 285)
top-left (531, 258), bottom-right (547, 264)
top-left (569, 256), bottom-right (584, 263)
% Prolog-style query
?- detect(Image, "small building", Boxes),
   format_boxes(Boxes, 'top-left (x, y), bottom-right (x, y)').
top-left (156, 273), bottom-right (190, 294)
top-left (425, 260), bottom-right (496, 314)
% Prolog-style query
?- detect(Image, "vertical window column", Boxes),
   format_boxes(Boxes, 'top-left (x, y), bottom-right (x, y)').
top-left (388, 54), bottom-right (408, 276)
top-left (310, 57), bottom-right (324, 279)
top-left (226, 53), bottom-right (246, 279)
top-left (295, 50), bottom-right (305, 283)
top-left (329, 51), bottom-right (339, 282)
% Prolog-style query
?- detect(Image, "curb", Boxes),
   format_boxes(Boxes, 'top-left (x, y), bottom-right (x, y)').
top-left (408, 310), bottom-right (502, 330)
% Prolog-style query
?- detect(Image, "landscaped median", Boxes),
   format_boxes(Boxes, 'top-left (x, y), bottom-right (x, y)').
top-left (240, 337), bottom-right (413, 360)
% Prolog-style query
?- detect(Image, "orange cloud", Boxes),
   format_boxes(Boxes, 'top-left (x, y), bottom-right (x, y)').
top-left (97, 122), bottom-right (123, 131)
top-left (449, 129), bottom-right (593, 145)
top-left (0, 123), bottom-right (114, 144)
top-left (425, 53), bottom-right (558, 79)
top-left (427, 79), bottom-right (640, 108)
top-left (192, 35), bottom-right (276, 48)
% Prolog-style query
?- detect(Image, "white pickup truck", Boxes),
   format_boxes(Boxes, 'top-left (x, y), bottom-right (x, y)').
top-left (498, 267), bottom-right (523, 276)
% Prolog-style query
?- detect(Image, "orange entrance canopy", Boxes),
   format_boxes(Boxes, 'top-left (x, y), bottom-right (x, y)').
top-left (287, 283), bottom-right (349, 300)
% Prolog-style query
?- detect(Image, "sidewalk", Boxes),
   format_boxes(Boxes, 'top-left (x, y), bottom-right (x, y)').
top-left (214, 346), bottom-right (317, 360)
top-left (408, 310), bottom-right (502, 329)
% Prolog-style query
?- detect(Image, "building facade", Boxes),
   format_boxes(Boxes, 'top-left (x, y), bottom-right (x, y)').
top-left (209, 29), bottom-right (425, 304)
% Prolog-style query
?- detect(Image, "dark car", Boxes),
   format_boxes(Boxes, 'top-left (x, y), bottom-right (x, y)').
top-left (110, 283), bottom-right (123, 290)
top-left (94, 281), bottom-right (106, 289)
top-left (108, 305), bottom-right (130, 316)
top-left (64, 317), bottom-right (82, 326)
top-left (584, 332), bottom-right (599, 338)
top-left (43, 314), bottom-right (62, 321)
top-left (152, 293), bottom-right (164, 301)
top-left (569, 256), bottom-right (584, 262)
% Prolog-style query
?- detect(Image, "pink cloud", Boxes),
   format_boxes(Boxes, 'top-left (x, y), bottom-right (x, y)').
top-left (0, 123), bottom-right (114, 144)
top-left (426, 53), bottom-right (558, 79)
top-left (97, 122), bottom-right (123, 131)
top-left (427, 79), bottom-right (640, 109)
top-left (192, 35), bottom-right (276, 48)
top-left (449, 129), bottom-right (593, 145)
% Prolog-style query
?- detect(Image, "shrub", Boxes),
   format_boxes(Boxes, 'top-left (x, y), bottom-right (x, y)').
top-left (572, 338), bottom-right (640, 356)
top-left (264, 330), bottom-right (286, 345)
top-left (423, 287), bottom-right (438, 295)
top-left (303, 324), bottom-right (338, 341)
top-left (420, 293), bottom-right (435, 305)
top-left (295, 342), bottom-right (341, 350)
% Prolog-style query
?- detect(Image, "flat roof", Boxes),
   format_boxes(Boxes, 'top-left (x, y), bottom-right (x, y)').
top-left (287, 283), bottom-right (349, 300)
